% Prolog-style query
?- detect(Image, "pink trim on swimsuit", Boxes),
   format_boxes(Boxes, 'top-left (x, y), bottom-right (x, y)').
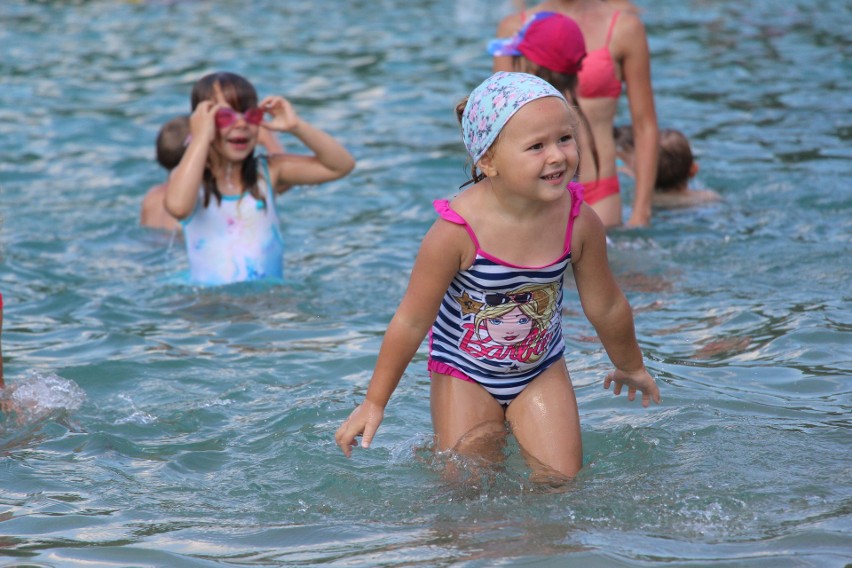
top-left (427, 357), bottom-right (477, 384)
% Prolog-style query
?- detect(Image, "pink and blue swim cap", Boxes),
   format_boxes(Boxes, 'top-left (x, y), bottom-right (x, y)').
top-left (462, 71), bottom-right (566, 164)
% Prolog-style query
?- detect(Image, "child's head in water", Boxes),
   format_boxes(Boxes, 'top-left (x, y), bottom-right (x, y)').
top-left (488, 15), bottom-right (601, 185)
top-left (488, 12), bottom-right (586, 75)
top-left (191, 72), bottom-right (263, 163)
top-left (488, 12), bottom-right (587, 96)
top-left (190, 72), bottom-right (266, 207)
top-left (656, 129), bottom-right (699, 192)
top-left (615, 125), bottom-right (699, 192)
top-left (615, 124), bottom-right (720, 207)
top-left (191, 72), bottom-right (259, 116)
top-left (155, 115), bottom-right (190, 171)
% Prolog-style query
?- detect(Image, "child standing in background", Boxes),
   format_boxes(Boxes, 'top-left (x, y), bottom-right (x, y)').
top-left (165, 72), bottom-right (355, 285)
top-left (493, 0), bottom-right (659, 228)
top-left (488, 12), bottom-right (602, 217)
top-left (335, 72), bottom-right (659, 481)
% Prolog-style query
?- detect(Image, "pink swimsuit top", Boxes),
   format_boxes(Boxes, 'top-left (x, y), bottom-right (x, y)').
top-left (577, 11), bottom-right (623, 99)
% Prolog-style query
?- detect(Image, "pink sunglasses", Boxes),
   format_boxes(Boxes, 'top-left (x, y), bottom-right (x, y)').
top-left (214, 107), bottom-right (265, 130)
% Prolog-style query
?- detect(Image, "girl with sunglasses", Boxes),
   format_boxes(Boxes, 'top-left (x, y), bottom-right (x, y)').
top-left (335, 72), bottom-right (659, 482)
top-left (165, 72), bottom-right (355, 285)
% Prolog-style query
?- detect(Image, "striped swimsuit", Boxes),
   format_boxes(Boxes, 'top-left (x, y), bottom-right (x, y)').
top-left (427, 183), bottom-right (583, 406)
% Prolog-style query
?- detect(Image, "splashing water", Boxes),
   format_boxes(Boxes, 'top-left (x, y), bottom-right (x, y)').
top-left (0, 370), bottom-right (86, 427)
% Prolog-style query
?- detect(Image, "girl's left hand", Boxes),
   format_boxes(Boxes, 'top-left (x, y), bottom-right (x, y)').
top-left (604, 368), bottom-right (661, 407)
top-left (259, 96), bottom-right (302, 133)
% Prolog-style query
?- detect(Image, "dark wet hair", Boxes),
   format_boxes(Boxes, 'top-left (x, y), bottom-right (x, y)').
top-left (191, 72), bottom-right (264, 208)
top-left (156, 115), bottom-right (189, 170)
top-left (656, 129), bottom-right (694, 191)
top-left (613, 124), bottom-right (635, 154)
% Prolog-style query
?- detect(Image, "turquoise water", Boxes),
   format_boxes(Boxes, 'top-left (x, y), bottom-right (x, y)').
top-left (1, 0), bottom-right (850, 565)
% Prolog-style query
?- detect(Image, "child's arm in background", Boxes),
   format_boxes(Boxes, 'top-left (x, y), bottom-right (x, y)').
top-left (620, 13), bottom-right (659, 228)
top-left (335, 219), bottom-right (468, 457)
top-left (164, 101), bottom-right (219, 219)
top-left (570, 205), bottom-right (660, 406)
top-left (261, 96), bottom-right (355, 192)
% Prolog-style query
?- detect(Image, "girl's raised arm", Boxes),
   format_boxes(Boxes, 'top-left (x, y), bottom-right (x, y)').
top-left (164, 101), bottom-right (219, 219)
top-left (262, 96), bottom-right (355, 191)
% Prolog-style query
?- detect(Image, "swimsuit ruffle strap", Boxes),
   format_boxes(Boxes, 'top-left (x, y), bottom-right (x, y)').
top-left (567, 181), bottom-right (584, 220)
top-left (433, 199), bottom-right (467, 225)
top-left (564, 182), bottom-right (585, 252)
top-left (433, 199), bottom-right (481, 251)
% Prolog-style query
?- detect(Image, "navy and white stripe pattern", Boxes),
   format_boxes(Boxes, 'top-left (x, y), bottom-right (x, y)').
top-left (429, 251), bottom-right (571, 406)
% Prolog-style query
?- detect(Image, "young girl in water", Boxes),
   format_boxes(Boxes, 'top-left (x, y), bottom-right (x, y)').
top-left (142, 115), bottom-right (287, 232)
top-left (165, 72), bottom-right (355, 285)
top-left (335, 72), bottom-right (659, 481)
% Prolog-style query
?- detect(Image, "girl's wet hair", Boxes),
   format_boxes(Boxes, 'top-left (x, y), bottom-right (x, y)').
top-left (191, 72), bottom-right (259, 112)
top-left (191, 72), bottom-right (265, 209)
top-left (656, 129), bottom-right (694, 191)
top-left (156, 115), bottom-right (190, 171)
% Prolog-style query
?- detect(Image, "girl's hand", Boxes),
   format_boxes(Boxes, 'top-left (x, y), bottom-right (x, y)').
top-left (189, 100), bottom-right (219, 146)
top-left (604, 368), bottom-right (661, 408)
top-left (189, 101), bottom-right (222, 144)
top-left (335, 399), bottom-right (385, 458)
top-left (259, 96), bottom-right (302, 133)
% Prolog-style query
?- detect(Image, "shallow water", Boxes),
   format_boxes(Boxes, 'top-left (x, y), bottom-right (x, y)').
top-left (1, 0), bottom-right (850, 566)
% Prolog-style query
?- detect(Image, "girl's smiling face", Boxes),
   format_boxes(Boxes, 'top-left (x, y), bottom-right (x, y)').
top-left (485, 306), bottom-right (533, 345)
top-left (483, 97), bottom-right (579, 204)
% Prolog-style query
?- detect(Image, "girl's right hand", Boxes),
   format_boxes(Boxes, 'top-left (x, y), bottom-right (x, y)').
top-left (189, 100), bottom-right (219, 146)
top-left (335, 399), bottom-right (385, 458)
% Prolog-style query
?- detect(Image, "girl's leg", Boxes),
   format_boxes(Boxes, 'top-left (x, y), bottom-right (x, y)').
top-left (430, 373), bottom-right (507, 462)
top-left (505, 361), bottom-right (582, 481)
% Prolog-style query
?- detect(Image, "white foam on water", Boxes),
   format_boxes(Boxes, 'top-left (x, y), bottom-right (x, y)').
top-left (1, 370), bottom-right (86, 425)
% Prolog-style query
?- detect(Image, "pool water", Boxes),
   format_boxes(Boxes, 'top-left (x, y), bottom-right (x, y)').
top-left (1, 0), bottom-right (850, 566)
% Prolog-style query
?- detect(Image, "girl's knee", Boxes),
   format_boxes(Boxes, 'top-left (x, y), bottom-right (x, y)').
top-left (443, 419), bottom-right (508, 461)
